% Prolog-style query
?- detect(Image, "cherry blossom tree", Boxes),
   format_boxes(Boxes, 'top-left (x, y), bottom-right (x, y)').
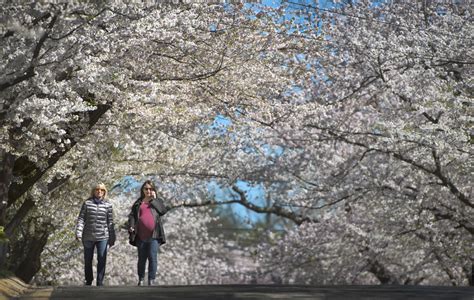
top-left (250, 0), bottom-right (472, 286)
top-left (2, 0), bottom-right (471, 286)
top-left (1, 1), bottom-right (320, 282)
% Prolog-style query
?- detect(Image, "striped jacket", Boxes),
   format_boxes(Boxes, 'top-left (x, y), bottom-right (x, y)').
top-left (76, 198), bottom-right (116, 243)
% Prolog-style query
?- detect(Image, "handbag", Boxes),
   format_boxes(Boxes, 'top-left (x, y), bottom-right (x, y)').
top-left (129, 231), bottom-right (137, 246)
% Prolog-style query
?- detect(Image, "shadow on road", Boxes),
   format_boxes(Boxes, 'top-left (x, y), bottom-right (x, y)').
top-left (19, 284), bottom-right (474, 300)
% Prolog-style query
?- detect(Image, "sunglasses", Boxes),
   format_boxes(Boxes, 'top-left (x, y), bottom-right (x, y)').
top-left (95, 188), bottom-right (106, 192)
top-left (143, 187), bottom-right (154, 191)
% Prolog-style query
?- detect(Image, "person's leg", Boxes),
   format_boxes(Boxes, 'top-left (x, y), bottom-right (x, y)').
top-left (96, 240), bottom-right (108, 286)
top-left (148, 239), bottom-right (159, 285)
top-left (82, 241), bottom-right (94, 285)
top-left (136, 240), bottom-right (147, 285)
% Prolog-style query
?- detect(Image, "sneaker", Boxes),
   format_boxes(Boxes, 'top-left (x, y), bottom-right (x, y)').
top-left (138, 280), bottom-right (144, 286)
top-left (148, 279), bottom-right (156, 286)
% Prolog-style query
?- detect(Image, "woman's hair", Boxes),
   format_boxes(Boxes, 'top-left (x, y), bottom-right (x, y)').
top-left (139, 179), bottom-right (157, 200)
top-left (90, 183), bottom-right (108, 198)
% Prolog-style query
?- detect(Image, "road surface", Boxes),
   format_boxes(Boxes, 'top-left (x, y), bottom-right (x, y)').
top-left (17, 284), bottom-right (474, 300)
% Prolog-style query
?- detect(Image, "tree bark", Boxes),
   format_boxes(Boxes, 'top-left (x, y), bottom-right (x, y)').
top-left (0, 150), bottom-right (15, 227)
top-left (8, 104), bottom-right (110, 207)
top-left (14, 228), bottom-right (50, 283)
top-left (5, 197), bottom-right (35, 237)
top-left (0, 150), bottom-right (15, 270)
top-left (462, 262), bottom-right (473, 286)
top-left (367, 256), bottom-right (400, 285)
top-left (0, 103), bottom-right (109, 276)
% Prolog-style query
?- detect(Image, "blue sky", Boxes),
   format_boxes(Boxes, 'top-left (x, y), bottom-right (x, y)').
top-left (208, 180), bottom-right (267, 226)
top-left (111, 175), bottom-right (269, 226)
top-left (112, 0), bottom-right (342, 227)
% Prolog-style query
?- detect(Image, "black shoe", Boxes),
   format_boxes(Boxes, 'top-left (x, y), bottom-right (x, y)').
top-left (85, 282), bottom-right (92, 286)
top-left (97, 282), bottom-right (103, 286)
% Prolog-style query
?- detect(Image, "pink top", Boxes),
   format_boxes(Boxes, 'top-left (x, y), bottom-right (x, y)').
top-left (137, 202), bottom-right (155, 241)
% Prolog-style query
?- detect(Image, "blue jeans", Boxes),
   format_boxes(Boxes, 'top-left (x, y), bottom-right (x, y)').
top-left (136, 238), bottom-right (159, 281)
top-left (83, 240), bottom-right (108, 286)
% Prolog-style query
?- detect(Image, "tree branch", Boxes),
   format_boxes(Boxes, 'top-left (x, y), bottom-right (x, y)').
top-left (0, 14), bottom-right (58, 92)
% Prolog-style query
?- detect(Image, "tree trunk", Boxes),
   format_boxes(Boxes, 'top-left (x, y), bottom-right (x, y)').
top-left (14, 228), bottom-right (50, 283)
top-left (463, 262), bottom-right (473, 286)
top-left (7, 104), bottom-right (110, 207)
top-left (5, 197), bottom-right (35, 236)
top-left (366, 255), bottom-right (400, 285)
top-left (1, 104), bottom-right (109, 276)
top-left (0, 150), bottom-right (15, 269)
top-left (471, 263), bottom-right (473, 286)
top-left (0, 150), bottom-right (15, 226)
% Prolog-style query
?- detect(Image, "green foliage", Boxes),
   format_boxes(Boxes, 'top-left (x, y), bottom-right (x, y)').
top-left (0, 268), bottom-right (14, 278)
top-left (0, 226), bottom-right (8, 244)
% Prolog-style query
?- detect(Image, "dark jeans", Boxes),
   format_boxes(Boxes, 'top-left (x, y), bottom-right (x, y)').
top-left (136, 238), bottom-right (159, 281)
top-left (83, 240), bottom-right (108, 286)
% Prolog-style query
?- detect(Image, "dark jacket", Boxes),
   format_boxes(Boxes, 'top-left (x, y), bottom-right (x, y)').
top-left (128, 196), bottom-right (168, 246)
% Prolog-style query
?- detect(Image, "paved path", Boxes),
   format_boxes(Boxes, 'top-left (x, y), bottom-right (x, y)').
top-left (16, 285), bottom-right (474, 300)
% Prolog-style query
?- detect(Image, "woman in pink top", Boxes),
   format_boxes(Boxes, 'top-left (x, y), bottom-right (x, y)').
top-left (128, 180), bottom-right (168, 286)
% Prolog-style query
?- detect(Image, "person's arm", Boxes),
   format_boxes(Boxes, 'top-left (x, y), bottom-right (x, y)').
top-left (107, 204), bottom-right (116, 245)
top-left (75, 202), bottom-right (87, 241)
top-left (128, 202), bottom-right (137, 232)
top-left (150, 196), bottom-right (168, 216)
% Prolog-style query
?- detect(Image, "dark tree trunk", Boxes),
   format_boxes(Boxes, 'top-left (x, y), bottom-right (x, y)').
top-left (8, 104), bottom-right (110, 207)
top-left (0, 150), bottom-right (15, 269)
top-left (463, 262), bottom-right (473, 286)
top-left (0, 151), bottom-right (15, 226)
top-left (367, 260), bottom-right (399, 284)
top-left (14, 228), bottom-right (50, 283)
top-left (5, 177), bottom-right (70, 281)
top-left (471, 263), bottom-right (473, 286)
top-left (5, 197), bottom-right (35, 236)
top-left (0, 103), bottom-right (109, 277)
top-left (366, 253), bottom-right (400, 285)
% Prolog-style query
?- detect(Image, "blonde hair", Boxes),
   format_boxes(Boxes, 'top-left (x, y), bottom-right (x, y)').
top-left (90, 183), bottom-right (108, 198)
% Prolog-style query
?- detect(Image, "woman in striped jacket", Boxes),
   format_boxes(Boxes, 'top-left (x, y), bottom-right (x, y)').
top-left (76, 183), bottom-right (116, 286)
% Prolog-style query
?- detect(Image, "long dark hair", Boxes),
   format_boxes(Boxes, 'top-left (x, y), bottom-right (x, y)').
top-left (139, 179), bottom-right (157, 200)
